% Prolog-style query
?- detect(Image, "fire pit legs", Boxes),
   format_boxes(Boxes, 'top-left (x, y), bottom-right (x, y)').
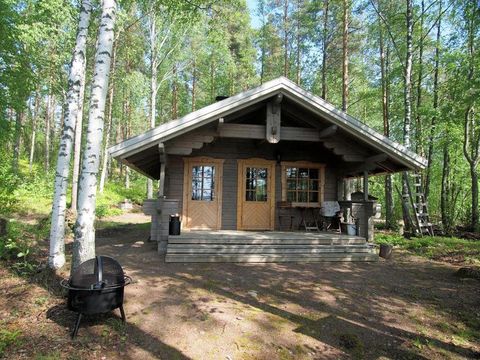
top-left (120, 305), bottom-right (126, 323)
top-left (72, 313), bottom-right (83, 339)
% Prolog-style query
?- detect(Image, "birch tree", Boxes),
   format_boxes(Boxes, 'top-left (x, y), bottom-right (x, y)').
top-left (73, 0), bottom-right (117, 271)
top-left (48, 0), bottom-right (92, 270)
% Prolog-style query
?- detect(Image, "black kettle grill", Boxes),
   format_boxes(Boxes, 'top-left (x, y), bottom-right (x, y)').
top-left (60, 255), bottom-right (132, 338)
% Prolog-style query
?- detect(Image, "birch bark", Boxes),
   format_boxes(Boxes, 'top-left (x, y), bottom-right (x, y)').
top-left (48, 0), bottom-right (92, 270)
top-left (73, 0), bottom-right (117, 271)
top-left (71, 66), bottom-right (87, 212)
top-left (147, 12), bottom-right (157, 199)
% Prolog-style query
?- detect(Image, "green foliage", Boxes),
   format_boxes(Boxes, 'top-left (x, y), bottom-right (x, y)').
top-left (0, 328), bottom-right (22, 357)
top-left (96, 180), bottom-right (145, 218)
top-left (0, 157), bottom-right (19, 214)
top-left (0, 218), bottom-right (49, 275)
top-left (375, 233), bottom-right (480, 263)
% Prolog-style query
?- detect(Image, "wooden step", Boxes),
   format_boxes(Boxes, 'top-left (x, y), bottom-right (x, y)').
top-left (167, 244), bottom-right (375, 255)
top-left (169, 238), bottom-right (366, 245)
top-left (165, 253), bottom-right (379, 263)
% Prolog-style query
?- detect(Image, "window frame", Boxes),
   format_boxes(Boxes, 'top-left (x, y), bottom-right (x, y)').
top-left (281, 161), bottom-right (325, 207)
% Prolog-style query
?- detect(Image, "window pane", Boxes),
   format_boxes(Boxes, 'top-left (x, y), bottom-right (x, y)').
top-left (309, 168), bottom-right (319, 179)
top-left (258, 168), bottom-right (267, 179)
top-left (287, 191), bottom-right (296, 202)
top-left (286, 167), bottom-right (297, 178)
top-left (298, 179), bottom-right (308, 190)
top-left (192, 189), bottom-right (201, 200)
top-left (299, 168), bottom-right (309, 178)
top-left (309, 180), bottom-right (318, 191)
top-left (298, 191), bottom-right (308, 202)
top-left (287, 179), bottom-right (296, 190)
top-left (192, 166), bottom-right (201, 178)
top-left (203, 166), bottom-right (214, 178)
top-left (310, 192), bottom-right (318, 202)
top-left (202, 190), bottom-right (213, 200)
top-left (246, 191), bottom-right (255, 201)
top-left (191, 165), bottom-right (215, 201)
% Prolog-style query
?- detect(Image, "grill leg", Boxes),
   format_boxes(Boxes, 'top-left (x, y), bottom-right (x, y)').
top-left (71, 313), bottom-right (83, 339)
top-left (119, 305), bottom-right (126, 324)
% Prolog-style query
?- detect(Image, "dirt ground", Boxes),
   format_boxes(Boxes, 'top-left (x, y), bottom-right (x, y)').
top-left (1, 214), bottom-right (480, 359)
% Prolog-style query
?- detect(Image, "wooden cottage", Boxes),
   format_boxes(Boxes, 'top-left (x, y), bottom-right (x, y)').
top-left (109, 77), bottom-right (427, 262)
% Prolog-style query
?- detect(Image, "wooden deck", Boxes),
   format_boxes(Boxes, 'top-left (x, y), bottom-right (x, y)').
top-left (165, 230), bottom-right (378, 263)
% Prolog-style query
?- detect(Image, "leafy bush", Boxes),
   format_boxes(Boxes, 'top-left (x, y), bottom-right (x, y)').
top-left (0, 160), bottom-right (19, 214)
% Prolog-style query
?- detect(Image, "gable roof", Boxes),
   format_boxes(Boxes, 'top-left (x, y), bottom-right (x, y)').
top-left (109, 77), bottom-right (427, 173)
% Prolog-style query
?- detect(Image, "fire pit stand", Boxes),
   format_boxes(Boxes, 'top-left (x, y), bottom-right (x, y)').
top-left (60, 255), bottom-right (132, 339)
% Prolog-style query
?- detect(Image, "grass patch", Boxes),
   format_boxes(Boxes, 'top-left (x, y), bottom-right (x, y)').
top-left (0, 329), bottom-right (22, 357)
top-left (375, 233), bottom-right (480, 264)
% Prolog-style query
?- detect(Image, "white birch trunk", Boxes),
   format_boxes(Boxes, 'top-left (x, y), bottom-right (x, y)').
top-left (147, 12), bottom-right (157, 199)
top-left (99, 40), bottom-right (117, 193)
top-left (71, 70), bottom-right (87, 212)
top-left (73, 0), bottom-right (117, 271)
top-left (48, 0), bottom-right (92, 270)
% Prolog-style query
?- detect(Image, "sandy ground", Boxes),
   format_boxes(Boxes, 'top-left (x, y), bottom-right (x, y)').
top-left (1, 214), bottom-right (480, 359)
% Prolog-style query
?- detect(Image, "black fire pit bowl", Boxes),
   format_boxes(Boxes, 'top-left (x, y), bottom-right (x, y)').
top-left (60, 255), bottom-right (132, 339)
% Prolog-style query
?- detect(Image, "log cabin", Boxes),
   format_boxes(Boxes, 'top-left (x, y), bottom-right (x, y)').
top-left (109, 77), bottom-right (427, 262)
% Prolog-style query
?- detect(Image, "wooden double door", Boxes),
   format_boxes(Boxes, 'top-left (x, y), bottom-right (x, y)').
top-left (237, 159), bottom-right (275, 230)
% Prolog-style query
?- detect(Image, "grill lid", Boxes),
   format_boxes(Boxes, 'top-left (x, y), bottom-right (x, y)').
top-left (70, 255), bottom-right (125, 290)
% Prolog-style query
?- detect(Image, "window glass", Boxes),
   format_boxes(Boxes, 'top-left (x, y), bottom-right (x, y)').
top-left (191, 165), bottom-right (215, 201)
top-left (284, 165), bottom-right (322, 205)
top-left (245, 167), bottom-right (268, 202)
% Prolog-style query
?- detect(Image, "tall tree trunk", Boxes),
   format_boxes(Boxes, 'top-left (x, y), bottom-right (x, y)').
top-left (321, 0), bottom-right (329, 100)
top-left (147, 14), bottom-right (157, 199)
top-left (441, 141), bottom-right (450, 232)
top-left (73, 0), bottom-right (117, 272)
top-left (29, 92), bottom-right (40, 171)
top-left (99, 41), bottom-right (117, 194)
top-left (210, 58), bottom-right (215, 102)
top-left (49, 0), bottom-right (92, 270)
top-left (172, 63), bottom-right (178, 119)
top-left (342, 0), bottom-right (349, 112)
top-left (401, 0), bottom-right (415, 233)
top-left (462, 4), bottom-right (480, 232)
top-left (283, 0), bottom-right (288, 77)
top-left (44, 94), bottom-right (51, 171)
top-left (414, 0), bottom-right (425, 156)
top-left (70, 70), bottom-right (87, 212)
top-left (12, 110), bottom-right (23, 174)
top-left (379, 11), bottom-right (394, 229)
top-left (425, 0), bottom-right (442, 201)
top-left (404, 0), bottom-right (413, 149)
top-left (295, 0), bottom-right (302, 85)
top-left (124, 96), bottom-right (131, 189)
top-left (192, 58), bottom-right (197, 111)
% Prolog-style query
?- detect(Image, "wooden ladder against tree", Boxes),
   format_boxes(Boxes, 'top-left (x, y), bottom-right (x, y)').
top-left (409, 173), bottom-right (434, 236)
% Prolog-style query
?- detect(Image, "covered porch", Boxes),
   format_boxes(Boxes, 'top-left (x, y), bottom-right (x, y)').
top-left (110, 77), bottom-right (427, 262)
top-left (165, 230), bottom-right (376, 263)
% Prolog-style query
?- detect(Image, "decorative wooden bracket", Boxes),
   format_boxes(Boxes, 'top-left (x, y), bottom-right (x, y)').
top-left (266, 102), bottom-right (281, 143)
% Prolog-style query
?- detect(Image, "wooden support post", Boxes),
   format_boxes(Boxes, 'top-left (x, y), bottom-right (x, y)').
top-left (363, 171), bottom-right (369, 201)
top-left (158, 143), bottom-right (166, 197)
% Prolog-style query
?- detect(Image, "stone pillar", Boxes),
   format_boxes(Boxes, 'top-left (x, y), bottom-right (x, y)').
top-left (156, 198), bottom-right (179, 254)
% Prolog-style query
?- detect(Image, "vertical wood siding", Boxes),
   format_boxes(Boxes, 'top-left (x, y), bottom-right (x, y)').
top-left (164, 136), bottom-right (340, 230)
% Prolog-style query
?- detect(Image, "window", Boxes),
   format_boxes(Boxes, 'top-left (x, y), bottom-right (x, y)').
top-left (281, 162), bottom-right (325, 206)
top-left (192, 165), bottom-right (215, 201)
top-left (245, 167), bottom-right (268, 202)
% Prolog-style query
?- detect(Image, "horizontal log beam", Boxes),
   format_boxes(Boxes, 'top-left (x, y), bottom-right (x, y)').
top-left (218, 123), bottom-right (325, 142)
top-left (318, 125), bottom-right (338, 138)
